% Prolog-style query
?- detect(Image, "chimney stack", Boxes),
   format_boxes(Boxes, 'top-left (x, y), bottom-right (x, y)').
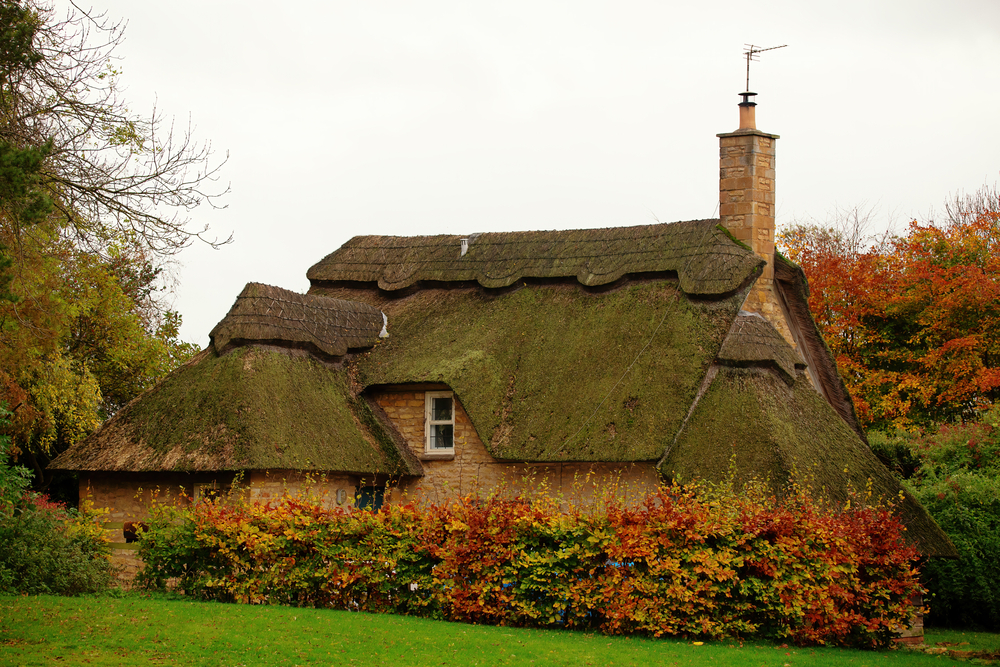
top-left (718, 93), bottom-right (793, 344)
top-left (737, 91), bottom-right (757, 130)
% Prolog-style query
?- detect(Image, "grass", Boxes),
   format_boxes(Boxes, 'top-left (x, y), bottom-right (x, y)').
top-left (0, 593), bottom-right (988, 667)
top-left (924, 627), bottom-right (1000, 654)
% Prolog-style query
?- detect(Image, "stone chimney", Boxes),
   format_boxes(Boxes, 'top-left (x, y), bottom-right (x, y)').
top-left (718, 92), bottom-right (792, 344)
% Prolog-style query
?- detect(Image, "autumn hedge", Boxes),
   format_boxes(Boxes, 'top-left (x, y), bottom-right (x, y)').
top-left (136, 481), bottom-right (921, 649)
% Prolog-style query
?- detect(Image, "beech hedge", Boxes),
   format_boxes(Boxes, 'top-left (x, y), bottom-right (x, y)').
top-left (136, 481), bottom-right (921, 649)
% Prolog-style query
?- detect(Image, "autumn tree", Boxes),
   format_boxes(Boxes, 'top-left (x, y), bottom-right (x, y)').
top-left (778, 188), bottom-right (1000, 429)
top-left (0, 1), bottom-right (217, 490)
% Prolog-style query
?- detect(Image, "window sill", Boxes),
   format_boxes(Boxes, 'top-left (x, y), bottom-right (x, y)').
top-left (419, 450), bottom-right (455, 461)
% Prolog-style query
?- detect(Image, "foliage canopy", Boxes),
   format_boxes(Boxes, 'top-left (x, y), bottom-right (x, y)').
top-left (0, 1), bottom-right (219, 490)
top-left (778, 188), bottom-right (1000, 429)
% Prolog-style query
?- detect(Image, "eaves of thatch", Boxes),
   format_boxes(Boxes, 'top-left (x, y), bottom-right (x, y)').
top-left (49, 345), bottom-right (420, 476)
top-left (307, 220), bottom-right (764, 297)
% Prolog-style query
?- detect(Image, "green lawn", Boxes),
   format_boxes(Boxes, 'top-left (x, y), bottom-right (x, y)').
top-left (923, 628), bottom-right (1000, 655)
top-left (0, 593), bottom-right (989, 666)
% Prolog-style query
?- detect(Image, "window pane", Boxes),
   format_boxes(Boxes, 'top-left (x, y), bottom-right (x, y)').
top-left (432, 396), bottom-right (453, 421)
top-left (431, 423), bottom-right (454, 449)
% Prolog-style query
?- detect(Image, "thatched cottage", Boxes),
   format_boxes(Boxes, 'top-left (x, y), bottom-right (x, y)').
top-left (50, 96), bottom-right (956, 559)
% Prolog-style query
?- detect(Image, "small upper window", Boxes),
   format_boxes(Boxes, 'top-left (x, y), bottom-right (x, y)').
top-left (425, 391), bottom-right (455, 452)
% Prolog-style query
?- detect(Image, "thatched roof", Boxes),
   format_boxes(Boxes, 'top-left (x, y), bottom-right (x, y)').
top-left (209, 282), bottom-right (385, 358)
top-left (661, 363), bottom-right (956, 557)
top-left (50, 346), bottom-right (420, 475)
top-left (717, 312), bottom-right (806, 384)
top-left (308, 219), bottom-right (953, 556)
top-left (307, 220), bottom-right (763, 296)
top-left (336, 278), bottom-right (745, 462)
top-left (50, 217), bottom-right (954, 556)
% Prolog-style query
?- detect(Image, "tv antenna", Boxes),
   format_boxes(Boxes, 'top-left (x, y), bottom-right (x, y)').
top-left (743, 44), bottom-right (787, 91)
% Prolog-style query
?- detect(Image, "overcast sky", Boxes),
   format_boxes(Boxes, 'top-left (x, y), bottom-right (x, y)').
top-left (72, 0), bottom-right (1000, 346)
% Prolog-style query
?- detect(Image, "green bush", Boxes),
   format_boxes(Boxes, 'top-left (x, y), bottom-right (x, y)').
top-left (870, 411), bottom-right (1000, 631)
top-left (1, 404), bottom-right (113, 595)
top-left (0, 495), bottom-right (114, 595)
top-left (909, 471), bottom-right (1000, 630)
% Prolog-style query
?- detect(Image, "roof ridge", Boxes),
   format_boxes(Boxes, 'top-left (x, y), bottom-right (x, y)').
top-left (210, 282), bottom-right (385, 358)
top-left (307, 219), bottom-right (763, 296)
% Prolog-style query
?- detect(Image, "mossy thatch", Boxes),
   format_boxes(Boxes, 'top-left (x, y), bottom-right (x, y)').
top-left (307, 220), bottom-right (763, 297)
top-left (209, 282), bottom-right (385, 358)
top-left (347, 279), bottom-right (747, 462)
top-left (50, 346), bottom-right (419, 475)
top-left (662, 365), bottom-right (957, 557)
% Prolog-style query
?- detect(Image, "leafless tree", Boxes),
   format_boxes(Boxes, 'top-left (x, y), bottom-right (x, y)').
top-left (0, 0), bottom-right (229, 258)
top-left (945, 183), bottom-right (1000, 227)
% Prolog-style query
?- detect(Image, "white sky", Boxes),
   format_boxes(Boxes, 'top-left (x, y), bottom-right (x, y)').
top-left (72, 0), bottom-right (1000, 346)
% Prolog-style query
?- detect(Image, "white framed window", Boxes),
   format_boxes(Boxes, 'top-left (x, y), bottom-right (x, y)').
top-left (424, 391), bottom-right (455, 454)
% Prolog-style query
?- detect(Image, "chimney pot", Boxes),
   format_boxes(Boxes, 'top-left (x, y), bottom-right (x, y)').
top-left (738, 91), bottom-right (757, 130)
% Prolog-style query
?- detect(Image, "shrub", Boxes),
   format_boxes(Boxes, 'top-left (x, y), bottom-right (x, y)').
top-left (871, 412), bottom-right (1000, 631)
top-left (1, 404), bottom-right (113, 594)
top-left (136, 480), bottom-right (920, 649)
top-left (909, 470), bottom-right (1000, 630)
top-left (0, 483), bottom-right (114, 595)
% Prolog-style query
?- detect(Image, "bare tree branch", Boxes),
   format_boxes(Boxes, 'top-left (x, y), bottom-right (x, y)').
top-left (0, 0), bottom-right (229, 258)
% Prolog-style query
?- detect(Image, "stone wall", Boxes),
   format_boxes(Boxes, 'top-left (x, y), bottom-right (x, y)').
top-left (82, 470), bottom-right (368, 524)
top-left (109, 546), bottom-right (143, 588)
top-left (375, 389), bottom-right (660, 505)
top-left (246, 470), bottom-right (360, 509)
top-left (81, 471), bottom-right (232, 524)
top-left (895, 593), bottom-right (925, 644)
top-left (83, 471), bottom-right (233, 586)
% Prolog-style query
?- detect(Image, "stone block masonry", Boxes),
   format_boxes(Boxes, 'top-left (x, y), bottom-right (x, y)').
top-left (717, 128), bottom-right (795, 347)
top-left (374, 389), bottom-right (660, 505)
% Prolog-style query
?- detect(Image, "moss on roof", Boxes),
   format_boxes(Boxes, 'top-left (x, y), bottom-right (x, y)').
top-left (307, 220), bottom-right (763, 296)
top-left (209, 282), bottom-right (385, 358)
top-left (349, 279), bottom-right (746, 462)
top-left (661, 366), bottom-right (957, 557)
top-left (50, 346), bottom-right (417, 475)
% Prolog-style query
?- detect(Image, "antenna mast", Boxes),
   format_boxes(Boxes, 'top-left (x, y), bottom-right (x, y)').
top-left (743, 43), bottom-right (787, 91)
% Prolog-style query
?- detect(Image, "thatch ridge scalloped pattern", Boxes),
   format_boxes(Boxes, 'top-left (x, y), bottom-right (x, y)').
top-left (210, 282), bottom-right (384, 358)
top-left (307, 220), bottom-right (763, 296)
